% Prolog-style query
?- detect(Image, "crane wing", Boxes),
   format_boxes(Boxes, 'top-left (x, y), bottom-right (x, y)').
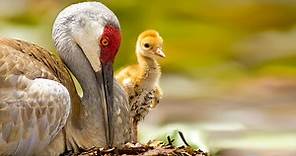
top-left (0, 76), bottom-right (70, 155)
top-left (0, 38), bottom-right (72, 155)
top-left (112, 81), bottom-right (131, 146)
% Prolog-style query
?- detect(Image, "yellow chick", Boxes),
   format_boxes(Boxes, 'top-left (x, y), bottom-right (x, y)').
top-left (116, 30), bottom-right (165, 142)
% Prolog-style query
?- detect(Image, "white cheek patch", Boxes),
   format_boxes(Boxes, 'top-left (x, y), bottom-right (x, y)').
top-left (71, 18), bottom-right (104, 72)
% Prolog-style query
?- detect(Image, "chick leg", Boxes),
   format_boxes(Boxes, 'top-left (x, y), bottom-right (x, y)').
top-left (132, 120), bottom-right (138, 142)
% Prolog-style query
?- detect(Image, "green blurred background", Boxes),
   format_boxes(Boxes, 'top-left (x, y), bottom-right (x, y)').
top-left (1, 0), bottom-right (296, 155)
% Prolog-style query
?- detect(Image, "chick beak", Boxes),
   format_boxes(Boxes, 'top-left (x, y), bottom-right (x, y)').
top-left (156, 48), bottom-right (166, 58)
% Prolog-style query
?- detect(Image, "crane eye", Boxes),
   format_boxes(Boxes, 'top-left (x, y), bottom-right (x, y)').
top-left (143, 43), bottom-right (150, 49)
top-left (101, 37), bottom-right (109, 47)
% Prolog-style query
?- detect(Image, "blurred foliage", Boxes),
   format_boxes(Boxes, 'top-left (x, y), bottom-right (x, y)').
top-left (0, 0), bottom-right (295, 81)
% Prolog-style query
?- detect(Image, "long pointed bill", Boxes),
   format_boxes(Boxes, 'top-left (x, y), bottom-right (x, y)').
top-left (96, 61), bottom-right (114, 147)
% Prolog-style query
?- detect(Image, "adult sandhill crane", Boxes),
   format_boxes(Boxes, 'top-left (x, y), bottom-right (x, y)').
top-left (116, 30), bottom-right (165, 141)
top-left (0, 2), bottom-right (131, 155)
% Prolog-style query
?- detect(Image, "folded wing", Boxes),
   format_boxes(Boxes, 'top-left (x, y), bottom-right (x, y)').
top-left (0, 39), bottom-right (72, 155)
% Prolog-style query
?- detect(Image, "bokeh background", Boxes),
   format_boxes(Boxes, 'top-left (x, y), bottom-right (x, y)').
top-left (1, 0), bottom-right (296, 155)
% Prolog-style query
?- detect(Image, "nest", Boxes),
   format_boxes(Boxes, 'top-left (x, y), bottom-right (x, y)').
top-left (64, 132), bottom-right (208, 156)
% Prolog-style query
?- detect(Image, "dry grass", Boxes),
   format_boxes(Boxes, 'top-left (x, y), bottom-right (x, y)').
top-left (69, 142), bottom-right (208, 156)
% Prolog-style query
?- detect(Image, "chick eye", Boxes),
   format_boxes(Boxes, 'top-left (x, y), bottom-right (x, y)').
top-left (144, 43), bottom-right (150, 49)
top-left (101, 37), bottom-right (109, 47)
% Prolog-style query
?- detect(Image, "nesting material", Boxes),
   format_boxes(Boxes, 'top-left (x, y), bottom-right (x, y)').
top-left (67, 141), bottom-right (208, 156)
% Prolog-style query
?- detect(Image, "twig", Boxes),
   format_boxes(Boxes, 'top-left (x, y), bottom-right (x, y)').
top-left (178, 131), bottom-right (190, 147)
top-left (167, 136), bottom-right (174, 146)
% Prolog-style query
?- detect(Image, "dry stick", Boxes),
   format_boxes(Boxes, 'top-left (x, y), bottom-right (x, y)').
top-left (167, 136), bottom-right (174, 146)
top-left (178, 131), bottom-right (190, 147)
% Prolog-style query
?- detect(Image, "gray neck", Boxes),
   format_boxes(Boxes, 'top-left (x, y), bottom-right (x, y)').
top-left (53, 24), bottom-right (102, 112)
top-left (53, 25), bottom-right (107, 148)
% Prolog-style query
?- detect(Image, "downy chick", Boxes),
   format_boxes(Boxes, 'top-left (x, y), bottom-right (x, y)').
top-left (116, 30), bottom-right (165, 142)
